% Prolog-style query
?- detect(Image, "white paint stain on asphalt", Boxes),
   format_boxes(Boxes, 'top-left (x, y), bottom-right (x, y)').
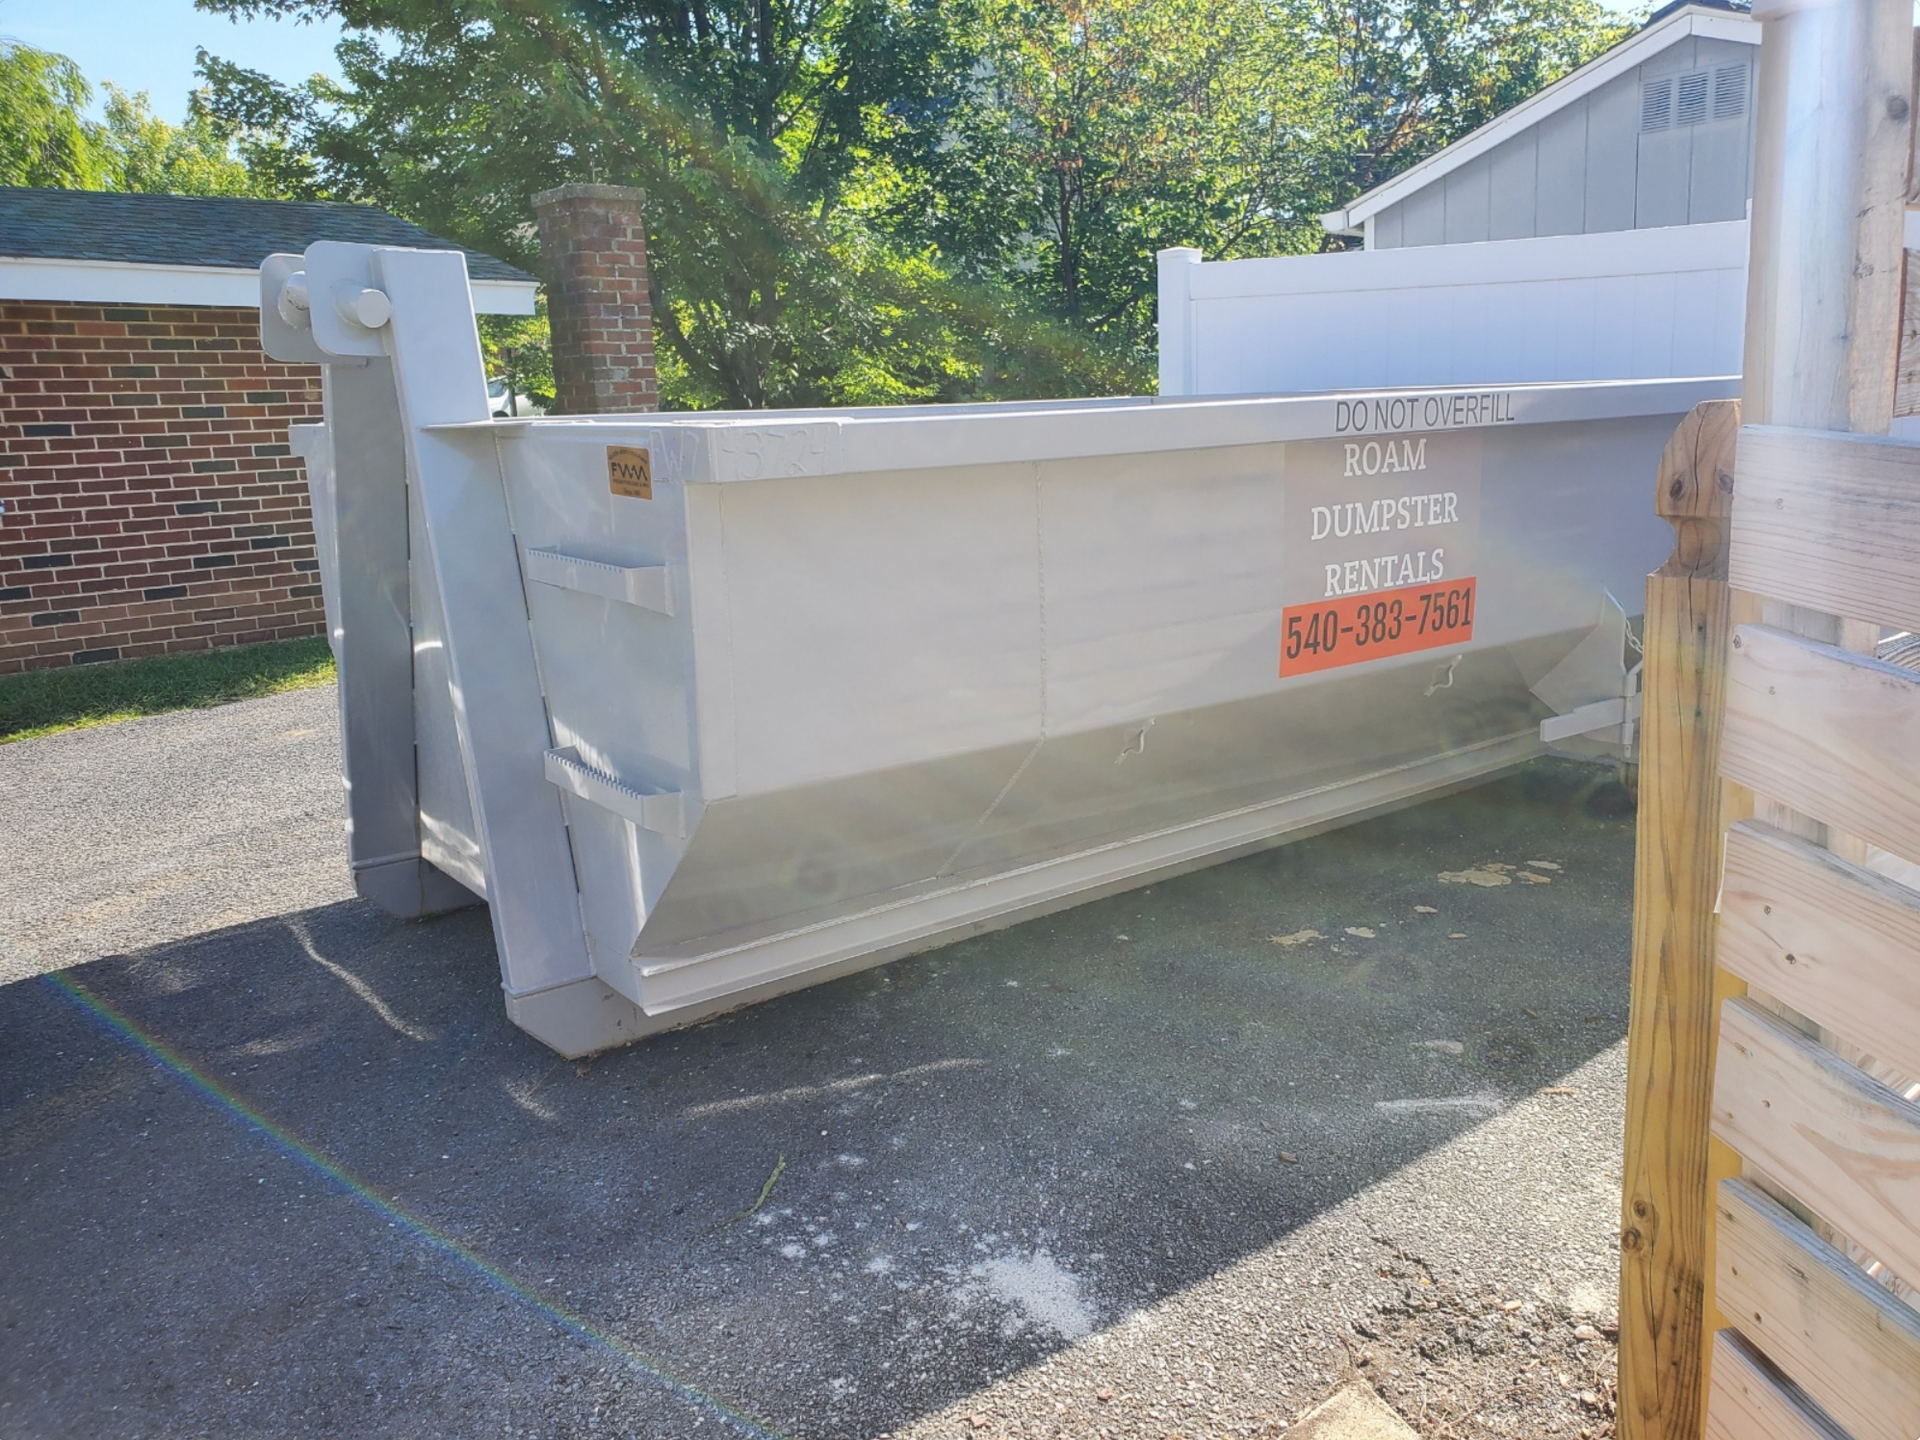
top-left (960, 1248), bottom-right (1095, 1340)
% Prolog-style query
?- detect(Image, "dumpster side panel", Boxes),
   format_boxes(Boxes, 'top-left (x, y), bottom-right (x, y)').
top-left (623, 409), bottom-right (1681, 1002)
top-left (1035, 443), bottom-right (1293, 734)
top-left (716, 464), bottom-right (1045, 794)
top-left (633, 743), bottom-right (1036, 956)
top-left (615, 461), bottom-right (1050, 968)
top-left (1475, 414), bottom-right (1681, 624)
top-left (940, 657), bottom-right (1545, 885)
top-left (628, 720), bottom-right (1546, 1018)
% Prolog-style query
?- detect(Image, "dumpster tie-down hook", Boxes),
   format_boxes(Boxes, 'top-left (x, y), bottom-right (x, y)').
top-left (1115, 717), bottom-right (1155, 764)
top-left (1423, 655), bottom-right (1463, 698)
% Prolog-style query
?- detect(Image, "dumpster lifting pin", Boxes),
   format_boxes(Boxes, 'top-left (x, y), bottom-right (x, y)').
top-left (275, 271), bottom-right (310, 329)
top-left (333, 282), bottom-right (393, 331)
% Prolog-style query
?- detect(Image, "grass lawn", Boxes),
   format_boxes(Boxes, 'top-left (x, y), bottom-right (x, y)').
top-left (0, 637), bottom-right (336, 744)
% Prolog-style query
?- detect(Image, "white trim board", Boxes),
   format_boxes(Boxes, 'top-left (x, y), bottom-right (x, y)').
top-left (0, 255), bottom-right (536, 315)
top-left (1200, 217), bottom-right (1748, 300)
top-left (1320, 4), bottom-right (1759, 235)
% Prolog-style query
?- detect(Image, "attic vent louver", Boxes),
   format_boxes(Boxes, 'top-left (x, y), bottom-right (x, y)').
top-left (1676, 70), bottom-right (1710, 126)
top-left (1713, 63), bottom-right (1748, 120)
top-left (1641, 77), bottom-right (1673, 131)
top-left (1643, 66), bottom-right (1747, 133)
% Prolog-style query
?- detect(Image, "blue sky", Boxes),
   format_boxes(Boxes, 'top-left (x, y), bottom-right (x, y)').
top-left (1, 0), bottom-right (345, 123)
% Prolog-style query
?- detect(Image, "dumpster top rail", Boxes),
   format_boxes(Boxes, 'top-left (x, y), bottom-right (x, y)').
top-left (451, 378), bottom-right (1740, 483)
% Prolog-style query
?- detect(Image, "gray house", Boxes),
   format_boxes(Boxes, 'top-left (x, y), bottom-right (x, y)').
top-left (1321, 1), bottom-right (1759, 250)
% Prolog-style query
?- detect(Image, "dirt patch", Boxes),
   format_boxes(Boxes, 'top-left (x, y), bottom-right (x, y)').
top-left (1350, 1247), bottom-right (1619, 1439)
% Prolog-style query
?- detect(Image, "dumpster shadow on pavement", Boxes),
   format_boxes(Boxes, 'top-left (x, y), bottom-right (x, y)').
top-left (0, 759), bottom-right (1634, 1440)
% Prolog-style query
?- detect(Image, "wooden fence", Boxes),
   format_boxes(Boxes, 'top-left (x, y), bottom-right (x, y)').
top-left (1702, 423), bottom-right (1920, 1437)
top-left (1618, 1), bottom-right (1920, 1437)
top-left (1621, 411), bottom-right (1920, 1440)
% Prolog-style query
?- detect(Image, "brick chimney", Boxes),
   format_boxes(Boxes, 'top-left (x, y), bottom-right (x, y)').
top-left (532, 184), bottom-right (658, 414)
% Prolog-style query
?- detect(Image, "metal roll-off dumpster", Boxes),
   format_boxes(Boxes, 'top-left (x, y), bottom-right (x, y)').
top-left (264, 241), bottom-right (1734, 1057)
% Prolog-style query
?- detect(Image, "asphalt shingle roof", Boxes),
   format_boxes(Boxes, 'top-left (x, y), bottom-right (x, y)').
top-left (0, 188), bottom-right (533, 283)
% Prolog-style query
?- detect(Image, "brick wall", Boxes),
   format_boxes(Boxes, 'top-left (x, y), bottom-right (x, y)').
top-left (0, 300), bottom-right (324, 675)
top-left (533, 184), bottom-right (658, 415)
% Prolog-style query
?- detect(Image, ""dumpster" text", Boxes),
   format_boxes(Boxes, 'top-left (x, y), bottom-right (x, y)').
top-left (1311, 492), bottom-right (1459, 539)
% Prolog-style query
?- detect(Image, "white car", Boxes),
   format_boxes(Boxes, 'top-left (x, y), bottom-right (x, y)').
top-left (487, 375), bottom-right (545, 417)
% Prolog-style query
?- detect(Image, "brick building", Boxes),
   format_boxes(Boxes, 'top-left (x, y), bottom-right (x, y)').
top-left (0, 188), bottom-right (534, 674)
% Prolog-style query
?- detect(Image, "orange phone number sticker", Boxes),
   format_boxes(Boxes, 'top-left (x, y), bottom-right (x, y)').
top-left (1279, 577), bottom-right (1476, 677)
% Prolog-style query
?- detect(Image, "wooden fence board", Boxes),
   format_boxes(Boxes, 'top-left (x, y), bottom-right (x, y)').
top-left (1704, 1330), bottom-right (1851, 1440)
top-left (1715, 1178), bottom-right (1920, 1440)
top-left (1719, 820), bottom-right (1920, 1081)
top-left (1620, 398), bottom-right (1739, 1440)
top-left (1731, 426), bottom-right (1920, 630)
top-left (1721, 624), bottom-right (1920, 864)
top-left (1712, 998), bottom-right (1920, 1286)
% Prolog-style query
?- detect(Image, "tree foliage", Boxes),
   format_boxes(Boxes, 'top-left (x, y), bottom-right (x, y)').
top-left (916, 0), bottom-right (1336, 384)
top-left (0, 38), bottom-right (107, 188)
top-left (0, 35), bottom-right (281, 195)
top-left (4, 0), bottom-right (1636, 403)
top-left (197, 0), bottom-right (1003, 407)
top-left (98, 84), bottom-right (271, 196)
top-left (1301, 0), bottom-right (1632, 208)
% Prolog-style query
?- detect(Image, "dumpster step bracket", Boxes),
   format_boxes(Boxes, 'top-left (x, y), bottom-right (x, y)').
top-left (1539, 693), bottom-right (1642, 744)
top-left (544, 747), bottom-right (687, 838)
top-left (524, 546), bottom-right (675, 615)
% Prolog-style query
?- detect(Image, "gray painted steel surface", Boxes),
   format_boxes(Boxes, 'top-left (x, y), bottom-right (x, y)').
top-left (266, 241), bottom-right (1735, 1055)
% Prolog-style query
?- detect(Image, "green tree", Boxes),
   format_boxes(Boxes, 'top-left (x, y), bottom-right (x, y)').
top-left (191, 0), bottom-right (1634, 404)
top-left (197, 0), bottom-right (994, 408)
top-left (479, 299), bottom-right (557, 410)
top-left (912, 0), bottom-right (1630, 388)
top-left (915, 0), bottom-right (1336, 386)
top-left (0, 31), bottom-right (293, 197)
top-left (97, 83), bottom-right (271, 197)
top-left (1300, 0), bottom-right (1634, 228)
top-left (192, 51), bottom-right (333, 199)
top-left (0, 37), bottom-right (107, 187)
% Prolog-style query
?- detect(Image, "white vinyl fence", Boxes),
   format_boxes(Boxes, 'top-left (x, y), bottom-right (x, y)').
top-left (1157, 219), bottom-right (1748, 396)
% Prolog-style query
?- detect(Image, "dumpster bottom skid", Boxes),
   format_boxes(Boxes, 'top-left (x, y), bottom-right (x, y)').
top-left (267, 241), bottom-right (1733, 1055)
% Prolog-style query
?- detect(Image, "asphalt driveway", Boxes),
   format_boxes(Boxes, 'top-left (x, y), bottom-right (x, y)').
top-left (2, 686), bottom-right (1635, 1439)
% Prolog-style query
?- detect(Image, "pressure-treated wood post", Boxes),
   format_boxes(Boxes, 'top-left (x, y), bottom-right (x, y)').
top-left (1617, 398), bottom-right (1740, 1440)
